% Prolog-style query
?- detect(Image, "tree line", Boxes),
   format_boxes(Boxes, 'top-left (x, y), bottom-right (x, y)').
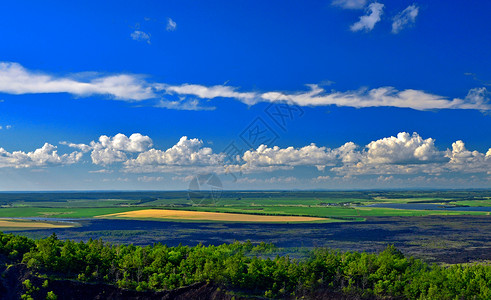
top-left (1, 232), bottom-right (490, 299)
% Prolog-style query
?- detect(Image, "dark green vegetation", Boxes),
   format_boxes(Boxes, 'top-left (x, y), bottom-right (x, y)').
top-left (0, 190), bottom-right (490, 221)
top-left (1, 232), bottom-right (490, 299)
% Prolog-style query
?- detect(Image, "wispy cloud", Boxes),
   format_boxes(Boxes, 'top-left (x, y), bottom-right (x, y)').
top-left (259, 85), bottom-right (491, 111)
top-left (392, 4), bottom-right (419, 34)
top-left (0, 62), bottom-right (155, 101)
top-left (1, 62), bottom-right (490, 112)
top-left (130, 30), bottom-right (151, 44)
top-left (350, 2), bottom-right (384, 32)
top-left (166, 18), bottom-right (177, 31)
top-left (332, 0), bottom-right (367, 10)
top-left (157, 83), bottom-right (258, 105)
top-left (155, 98), bottom-right (216, 111)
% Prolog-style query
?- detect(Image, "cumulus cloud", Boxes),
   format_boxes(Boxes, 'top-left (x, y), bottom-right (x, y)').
top-left (332, 132), bottom-right (447, 175)
top-left (228, 132), bottom-right (491, 178)
top-left (444, 140), bottom-right (491, 173)
top-left (124, 136), bottom-right (224, 173)
top-left (332, 0), bottom-right (367, 10)
top-left (3, 132), bottom-right (491, 184)
top-left (94, 133), bottom-right (153, 152)
top-left (0, 143), bottom-right (82, 168)
top-left (392, 4), bottom-right (419, 34)
top-left (0, 62), bottom-right (155, 101)
top-left (350, 2), bottom-right (384, 32)
top-left (63, 133), bottom-right (153, 165)
top-left (62, 134), bottom-right (224, 172)
top-left (363, 132), bottom-right (443, 164)
top-left (238, 143), bottom-right (337, 173)
top-left (131, 30), bottom-right (151, 44)
top-left (166, 18), bottom-right (177, 31)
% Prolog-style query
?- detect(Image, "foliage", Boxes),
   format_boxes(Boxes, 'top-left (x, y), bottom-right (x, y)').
top-left (0, 231), bottom-right (490, 299)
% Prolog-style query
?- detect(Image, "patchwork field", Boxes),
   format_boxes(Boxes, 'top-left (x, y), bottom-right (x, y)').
top-left (97, 209), bottom-right (332, 222)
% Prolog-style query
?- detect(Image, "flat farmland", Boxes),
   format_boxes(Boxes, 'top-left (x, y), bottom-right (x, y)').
top-left (97, 209), bottom-right (333, 223)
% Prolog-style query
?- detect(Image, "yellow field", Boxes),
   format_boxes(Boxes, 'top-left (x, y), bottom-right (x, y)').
top-left (0, 219), bottom-right (74, 229)
top-left (98, 209), bottom-right (328, 222)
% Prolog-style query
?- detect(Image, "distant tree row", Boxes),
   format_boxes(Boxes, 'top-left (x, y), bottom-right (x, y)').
top-left (1, 232), bottom-right (490, 299)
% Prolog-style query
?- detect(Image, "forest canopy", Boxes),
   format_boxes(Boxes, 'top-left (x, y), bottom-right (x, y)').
top-left (1, 232), bottom-right (490, 299)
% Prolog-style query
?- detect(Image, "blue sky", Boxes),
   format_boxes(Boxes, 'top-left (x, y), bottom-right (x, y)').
top-left (0, 0), bottom-right (490, 190)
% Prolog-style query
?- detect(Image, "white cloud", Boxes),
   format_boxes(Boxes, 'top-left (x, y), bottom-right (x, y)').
top-left (157, 83), bottom-right (258, 105)
top-left (63, 133), bottom-right (153, 165)
top-left (350, 2), bottom-right (384, 32)
top-left (89, 133), bottom-right (152, 165)
top-left (0, 143), bottom-right (82, 168)
top-left (444, 140), bottom-right (491, 173)
top-left (238, 143), bottom-right (337, 172)
top-left (363, 132), bottom-right (443, 164)
top-left (331, 132), bottom-right (447, 176)
top-left (60, 141), bottom-right (92, 153)
top-left (124, 136), bottom-right (224, 173)
top-left (228, 132), bottom-right (491, 178)
top-left (260, 85), bottom-right (491, 111)
top-left (130, 30), bottom-right (151, 44)
top-left (0, 62), bottom-right (155, 101)
top-left (155, 98), bottom-right (216, 111)
top-left (332, 0), bottom-right (367, 10)
top-left (94, 133), bottom-right (153, 152)
top-left (392, 4), bottom-right (419, 34)
top-left (2, 62), bottom-right (490, 112)
top-left (166, 18), bottom-right (177, 31)
top-left (2, 132), bottom-right (491, 185)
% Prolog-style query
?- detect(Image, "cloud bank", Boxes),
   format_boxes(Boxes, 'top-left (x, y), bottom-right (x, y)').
top-left (46, 132), bottom-right (491, 183)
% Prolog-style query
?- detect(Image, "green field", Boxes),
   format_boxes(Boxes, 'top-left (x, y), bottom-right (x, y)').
top-left (0, 191), bottom-right (489, 222)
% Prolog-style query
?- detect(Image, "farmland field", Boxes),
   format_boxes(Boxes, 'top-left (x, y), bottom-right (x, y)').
top-left (0, 190), bottom-right (490, 264)
top-left (98, 208), bottom-right (333, 222)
